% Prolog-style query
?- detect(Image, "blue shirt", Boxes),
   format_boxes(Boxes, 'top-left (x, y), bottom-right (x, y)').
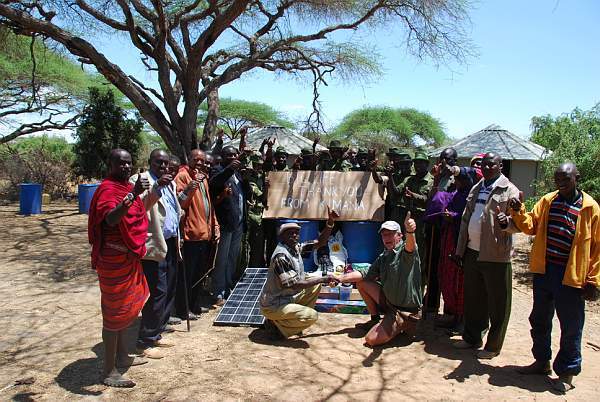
top-left (150, 172), bottom-right (179, 239)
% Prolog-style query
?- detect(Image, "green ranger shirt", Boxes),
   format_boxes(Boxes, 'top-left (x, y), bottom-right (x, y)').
top-left (398, 173), bottom-right (434, 214)
top-left (246, 173), bottom-right (266, 225)
top-left (354, 242), bottom-right (422, 309)
top-left (386, 172), bottom-right (410, 207)
top-left (318, 159), bottom-right (352, 172)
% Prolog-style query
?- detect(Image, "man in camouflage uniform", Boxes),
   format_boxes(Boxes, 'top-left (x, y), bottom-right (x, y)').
top-left (242, 153), bottom-right (268, 268)
top-left (398, 151), bottom-right (433, 271)
top-left (351, 148), bottom-right (371, 171)
top-left (318, 140), bottom-right (352, 171)
top-left (373, 148), bottom-right (413, 223)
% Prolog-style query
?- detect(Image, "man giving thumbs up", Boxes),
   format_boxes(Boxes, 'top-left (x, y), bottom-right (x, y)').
top-left (452, 152), bottom-right (521, 360)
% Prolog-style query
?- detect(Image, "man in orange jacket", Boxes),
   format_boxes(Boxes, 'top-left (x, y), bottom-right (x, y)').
top-left (508, 162), bottom-right (599, 393)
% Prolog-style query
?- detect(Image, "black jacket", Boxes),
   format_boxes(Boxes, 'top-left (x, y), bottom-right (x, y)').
top-left (209, 165), bottom-right (247, 232)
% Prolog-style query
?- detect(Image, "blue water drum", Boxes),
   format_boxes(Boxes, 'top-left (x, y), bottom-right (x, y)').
top-left (277, 219), bottom-right (319, 271)
top-left (19, 183), bottom-right (42, 215)
top-left (342, 221), bottom-right (383, 264)
top-left (78, 183), bottom-right (100, 214)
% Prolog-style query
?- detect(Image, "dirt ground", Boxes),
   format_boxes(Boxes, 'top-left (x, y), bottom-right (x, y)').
top-left (1, 203), bottom-right (599, 401)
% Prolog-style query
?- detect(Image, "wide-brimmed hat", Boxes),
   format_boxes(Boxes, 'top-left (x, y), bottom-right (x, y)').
top-left (328, 140), bottom-right (345, 150)
top-left (387, 148), bottom-right (412, 162)
top-left (274, 146), bottom-right (288, 156)
top-left (279, 222), bottom-right (301, 236)
top-left (357, 147), bottom-right (369, 156)
top-left (300, 147), bottom-right (312, 156)
top-left (413, 151), bottom-right (429, 162)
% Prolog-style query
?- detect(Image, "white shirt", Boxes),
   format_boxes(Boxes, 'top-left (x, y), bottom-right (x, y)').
top-left (467, 180), bottom-right (496, 251)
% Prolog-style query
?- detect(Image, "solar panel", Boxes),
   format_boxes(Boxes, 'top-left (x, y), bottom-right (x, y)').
top-left (213, 267), bottom-right (268, 327)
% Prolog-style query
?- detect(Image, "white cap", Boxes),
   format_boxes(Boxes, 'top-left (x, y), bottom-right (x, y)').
top-left (278, 222), bottom-right (301, 236)
top-left (379, 220), bottom-right (401, 233)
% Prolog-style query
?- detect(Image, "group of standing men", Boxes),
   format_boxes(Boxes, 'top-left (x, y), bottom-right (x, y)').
top-left (88, 131), bottom-right (599, 393)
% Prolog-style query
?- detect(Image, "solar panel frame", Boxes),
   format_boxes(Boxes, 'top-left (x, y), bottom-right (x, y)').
top-left (213, 267), bottom-right (268, 327)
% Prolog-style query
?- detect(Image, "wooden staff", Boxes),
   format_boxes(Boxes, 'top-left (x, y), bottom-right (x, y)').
top-left (422, 224), bottom-right (435, 320)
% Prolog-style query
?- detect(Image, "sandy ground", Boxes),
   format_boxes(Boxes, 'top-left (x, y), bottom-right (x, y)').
top-left (1, 203), bottom-right (599, 402)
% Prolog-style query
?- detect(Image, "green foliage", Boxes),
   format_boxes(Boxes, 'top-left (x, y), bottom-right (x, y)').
top-left (0, 135), bottom-right (74, 199)
top-left (330, 106), bottom-right (448, 154)
top-left (72, 88), bottom-right (144, 180)
top-left (199, 98), bottom-right (295, 139)
top-left (530, 103), bottom-right (600, 201)
top-left (0, 27), bottom-right (108, 97)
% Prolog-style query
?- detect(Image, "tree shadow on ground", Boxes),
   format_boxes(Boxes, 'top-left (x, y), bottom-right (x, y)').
top-left (421, 319), bottom-right (558, 395)
top-left (512, 249), bottom-right (533, 288)
top-left (54, 343), bottom-right (103, 396)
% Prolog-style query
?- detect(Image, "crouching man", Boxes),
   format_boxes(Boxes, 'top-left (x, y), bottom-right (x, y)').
top-left (337, 213), bottom-right (421, 346)
top-left (260, 207), bottom-right (340, 339)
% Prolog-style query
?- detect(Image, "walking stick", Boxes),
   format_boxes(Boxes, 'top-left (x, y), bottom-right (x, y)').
top-left (422, 224), bottom-right (435, 320)
top-left (190, 240), bottom-right (219, 290)
top-left (178, 249), bottom-right (191, 332)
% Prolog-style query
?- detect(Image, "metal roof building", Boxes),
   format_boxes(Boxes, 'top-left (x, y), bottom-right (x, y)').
top-left (225, 126), bottom-right (327, 155)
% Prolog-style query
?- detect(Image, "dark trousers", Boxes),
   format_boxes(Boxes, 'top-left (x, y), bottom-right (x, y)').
top-left (462, 248), bottom-right (512, 353)
top-left (138, 237), bottom-right (178, 347)
top-left (530, 264), bottom-right (585, 376)
top-left (424, 223), bottom-right (441, 311)
top-left (248, 220), bottom-right (265, 268)
top-left (176, 240), bottom-right (211, 317)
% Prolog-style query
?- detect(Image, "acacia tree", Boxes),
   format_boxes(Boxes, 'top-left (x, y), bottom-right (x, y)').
top-left (0, 1), bottom-right (471, 161)
top-left (0, 26), bottom-right (105, 143)
top-left (198, 97), bottom-right (294, 139)
top-left (330, 106), bottom-right (447, 154)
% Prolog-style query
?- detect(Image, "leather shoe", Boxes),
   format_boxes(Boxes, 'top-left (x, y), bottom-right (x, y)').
top-left (168, 316), bottom-right (182, 325)
top-left (153, 339), bottom-right (175, 348)
top-left (477, 349), bottom-right (499, 360)
top-left (453, 340), bottom-right (482, 349)
top-left (517, 360), bottom-right (552, 375)
top-left (193, 306), bottom-right (210, 314)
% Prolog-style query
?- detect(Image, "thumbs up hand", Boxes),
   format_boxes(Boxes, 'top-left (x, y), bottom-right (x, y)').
top-left (508, 191), bottom-right (524, 212)
top-left (133, 168), bottom-right (150, 196)
top-left (496, 205), bottom-right (509, 228)
top-left (404, 211), bottom-right (416, 234)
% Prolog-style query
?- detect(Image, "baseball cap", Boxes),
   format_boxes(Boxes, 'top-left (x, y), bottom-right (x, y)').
top-left (379, 221), bottom-right (401, 233)
top-left (278, 222), bottom-right (301, 236)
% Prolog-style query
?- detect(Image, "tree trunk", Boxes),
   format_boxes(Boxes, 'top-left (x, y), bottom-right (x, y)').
top-left (201, 87), bottom-right (219, 150)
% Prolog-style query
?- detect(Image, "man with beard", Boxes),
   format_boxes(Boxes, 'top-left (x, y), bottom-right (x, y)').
top-left (175, 149), bottom-right (219, 318)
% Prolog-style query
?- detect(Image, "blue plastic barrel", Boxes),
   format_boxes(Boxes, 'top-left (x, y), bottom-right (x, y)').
top-left (19, 183), bottom-right (42, 215)
top-left (342, 221), bottom-right (383, 264)
top-left (277, 219), bottom-right (319, 271)
top-left (78, 183), bottom-right (100, 214)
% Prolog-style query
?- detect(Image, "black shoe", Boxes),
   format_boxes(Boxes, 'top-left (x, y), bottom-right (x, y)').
top-left (193, 306), bottom-right (210, 314)
top-left (168, 316), bottom-right (182, 325)
top-left (517, 360), bottom-right (552, 375)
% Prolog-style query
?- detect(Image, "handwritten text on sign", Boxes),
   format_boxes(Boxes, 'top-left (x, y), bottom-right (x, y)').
top-left (263, 171), bottom-right (385, 221)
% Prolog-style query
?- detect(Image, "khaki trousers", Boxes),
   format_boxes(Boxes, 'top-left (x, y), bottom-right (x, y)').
top-left (261, 284), bottom-right (321, 338)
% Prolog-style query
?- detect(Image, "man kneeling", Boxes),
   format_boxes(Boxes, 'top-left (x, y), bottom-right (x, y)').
top-left (260, 207), bottom-right (339, 339)
top-left (338, 214), bottom-right (422, 346)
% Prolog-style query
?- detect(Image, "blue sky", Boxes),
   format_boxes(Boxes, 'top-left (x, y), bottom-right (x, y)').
top-left (96, 0), bottom-right (600, 140)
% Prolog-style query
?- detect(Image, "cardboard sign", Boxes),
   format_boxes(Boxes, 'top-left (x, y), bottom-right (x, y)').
top-left (263, 171), bottom-right (385, 221)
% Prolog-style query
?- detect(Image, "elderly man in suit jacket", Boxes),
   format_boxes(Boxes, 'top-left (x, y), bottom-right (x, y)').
top-left (130, 149), bottom-right (182, 353)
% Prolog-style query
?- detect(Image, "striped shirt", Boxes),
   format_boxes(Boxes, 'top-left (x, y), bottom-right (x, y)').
top-left (545, 192), bottom-right (583, 265)
top-left (467, 180), bottom-right (496, 251)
